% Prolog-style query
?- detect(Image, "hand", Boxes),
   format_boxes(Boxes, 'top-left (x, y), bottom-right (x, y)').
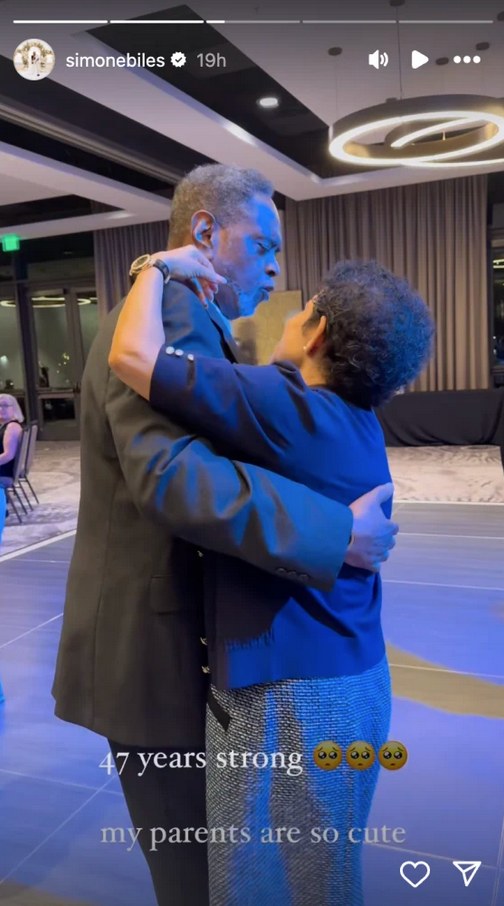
top-left (345, 483), bottom-right (398, 572)
top-left (148, 246), bottom-right (226, 305)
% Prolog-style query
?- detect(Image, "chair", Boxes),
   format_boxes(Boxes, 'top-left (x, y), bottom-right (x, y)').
top-left (17, 421), bottom-right (39, 506)
top-left (0, 426), bottom-right (30, 523)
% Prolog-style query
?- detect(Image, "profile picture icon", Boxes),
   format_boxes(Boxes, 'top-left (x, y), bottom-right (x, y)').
top-left (13, 38), bottom-right (55, 80)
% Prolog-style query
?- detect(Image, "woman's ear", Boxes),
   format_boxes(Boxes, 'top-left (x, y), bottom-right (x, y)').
top-left (304, 314), bottom-right (328, 354)
top-left (191, 210), bottom-right (216, 251)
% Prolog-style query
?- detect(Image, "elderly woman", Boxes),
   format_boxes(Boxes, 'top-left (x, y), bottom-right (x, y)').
top-left (0, 394), bottom-right (24, 545)
top-left (109, 252), bottom-right (434, 906)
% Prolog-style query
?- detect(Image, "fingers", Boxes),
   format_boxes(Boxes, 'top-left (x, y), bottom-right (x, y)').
top-left (191, 249), bottom-right (227, 284)
top-left (374, 482), bottom-right (395, 503)
top-left (156, 247), bottom-right (227, 285)
top-left (188, 277), bottom-right (208, 307)
top-left (195, 260), bottom-right (227, 283)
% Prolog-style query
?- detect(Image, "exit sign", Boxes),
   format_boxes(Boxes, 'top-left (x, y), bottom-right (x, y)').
top-left (1, 234), bottom-right (21, 252)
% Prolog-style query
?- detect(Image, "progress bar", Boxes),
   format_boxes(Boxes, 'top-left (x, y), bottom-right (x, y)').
top-left (12, 18), bottom-right (495, 25)
top-left (302, 19), bottom-right (396, 23)
top-left (221, 20), bottom-right (301, 24)
top-left (400, 19), bottom-right (494, 24)
top-left (13, 19), bottom-right (109, 24)
top-left (108, 19), bottom-right (204, 24)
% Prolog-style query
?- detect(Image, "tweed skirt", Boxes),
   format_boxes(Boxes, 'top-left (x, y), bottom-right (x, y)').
top-left (205, 657), bottom-right (391, 906)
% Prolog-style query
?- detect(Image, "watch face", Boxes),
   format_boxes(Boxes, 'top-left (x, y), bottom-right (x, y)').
top-left (130, 254), bottom-right (150, 274)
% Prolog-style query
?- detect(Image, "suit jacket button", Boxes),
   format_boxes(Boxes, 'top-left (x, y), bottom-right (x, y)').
top-left (175, 348), bottom-right (184, 357)
top-left (200, 637), bottom-right (207, 645)
top-left (287, 570), bottom-right (297, 579)
top-left (299, 573), bottom-right (309, 581)
top-left (187, 353), bottom-right (194, 362)
top-left (197, 550), bottom-right (204, 558)
top-left (276, 568), bottom-right (286, 575)
top-left (202, 666), bottom-right (211, 674)
top-left (165, 346), bottom-right (175, 355)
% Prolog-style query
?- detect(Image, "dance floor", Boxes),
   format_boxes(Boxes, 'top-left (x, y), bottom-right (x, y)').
top-left (0, 499), bottom-right (503, 905)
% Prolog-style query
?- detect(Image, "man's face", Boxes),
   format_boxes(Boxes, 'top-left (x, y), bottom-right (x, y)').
top-left (211, 193), bottom-right (282, 319)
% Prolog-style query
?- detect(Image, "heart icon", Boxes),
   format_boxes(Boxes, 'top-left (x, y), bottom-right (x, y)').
top-left (400, 861), bottom-right (431, 888)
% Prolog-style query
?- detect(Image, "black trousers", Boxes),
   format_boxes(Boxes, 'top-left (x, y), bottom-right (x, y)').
top-left (108, 740), bottom-right (209, 906)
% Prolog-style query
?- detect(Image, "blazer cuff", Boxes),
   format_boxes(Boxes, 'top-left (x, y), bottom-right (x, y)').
top-left (149, 344), bottom-right (192, 410)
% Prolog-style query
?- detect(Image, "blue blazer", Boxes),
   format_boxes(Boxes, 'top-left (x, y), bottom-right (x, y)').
top-left (150, 349), bottom-right (392, 688)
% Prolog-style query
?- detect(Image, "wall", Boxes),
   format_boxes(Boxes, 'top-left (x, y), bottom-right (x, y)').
top-left (233, 290), bottom-right (302, 365)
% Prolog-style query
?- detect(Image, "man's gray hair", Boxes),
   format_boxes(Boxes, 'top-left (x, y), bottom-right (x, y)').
top-left (168, 164), bottom-right (274, 248)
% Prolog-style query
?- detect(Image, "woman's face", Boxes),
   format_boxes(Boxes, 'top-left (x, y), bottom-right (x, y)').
top-left (271, 298), bottom-right (319, 365)
top-left (0, 400), bottom-right (13, 422)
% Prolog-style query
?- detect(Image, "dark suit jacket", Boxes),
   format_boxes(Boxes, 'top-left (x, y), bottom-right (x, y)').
top-left (52, 282), bottom-right (353, 746)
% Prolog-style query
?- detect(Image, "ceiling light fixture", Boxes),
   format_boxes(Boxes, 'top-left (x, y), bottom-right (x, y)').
top-left (257, 96), bottom-right (279, 109)
top-left (0, 296), bottom-right (94, 308)
top-left (329, 95), bottom-right (504, 169)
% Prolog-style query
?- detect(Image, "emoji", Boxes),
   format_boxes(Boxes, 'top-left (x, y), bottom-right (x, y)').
top-left (378, 741), bottom-right (408, 771)
top-left (345, 741), bottom-right (376, 770)
top-left (313, 741), bottom-right (343, 770)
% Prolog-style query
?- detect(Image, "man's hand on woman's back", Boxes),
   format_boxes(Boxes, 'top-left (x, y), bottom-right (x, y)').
top-left (345, 483), bottom-right (398, 572)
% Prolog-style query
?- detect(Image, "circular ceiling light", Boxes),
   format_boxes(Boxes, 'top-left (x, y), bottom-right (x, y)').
top-left (257, 96), bottom-right (279, 109)
top-left (329, 95), bottom-right (504, 169)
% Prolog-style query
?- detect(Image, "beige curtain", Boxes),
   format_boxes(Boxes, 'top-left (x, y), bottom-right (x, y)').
top-left (284, 175), bottom-right (489, 390)
top-left (94, 220), bottom-right (169, 317)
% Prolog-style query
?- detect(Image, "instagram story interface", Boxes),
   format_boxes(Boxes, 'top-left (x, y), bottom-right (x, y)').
top-left (0, 1), bottom-right (503, 905)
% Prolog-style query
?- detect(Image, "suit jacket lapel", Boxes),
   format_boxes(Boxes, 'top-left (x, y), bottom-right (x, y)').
top-left (205, 305), bottom-right (245, 363)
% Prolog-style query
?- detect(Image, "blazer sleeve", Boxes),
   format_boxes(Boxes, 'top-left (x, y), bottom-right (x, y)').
top-left (105, 286), bottom-right (353, 591)
top-left (150, 350), bottom-right (318, 466)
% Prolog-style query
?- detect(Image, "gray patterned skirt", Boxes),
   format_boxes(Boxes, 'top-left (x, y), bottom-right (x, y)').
top-left (205, 657), bottom-right (391, 906)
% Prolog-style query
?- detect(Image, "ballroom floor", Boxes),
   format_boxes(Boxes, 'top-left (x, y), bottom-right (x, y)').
top-left (0, 444), bottom-right (503, 905)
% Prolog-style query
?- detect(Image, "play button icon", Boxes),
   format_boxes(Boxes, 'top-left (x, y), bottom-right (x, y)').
top-left (412, 50), bottom-right (429, 69)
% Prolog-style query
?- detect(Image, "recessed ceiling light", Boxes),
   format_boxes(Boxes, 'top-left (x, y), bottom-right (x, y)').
top-left (258, 96), bottom-right (279, 109)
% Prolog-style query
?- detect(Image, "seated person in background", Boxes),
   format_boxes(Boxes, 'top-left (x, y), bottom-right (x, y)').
top-left (0, 393), bottom-right (24, 702)
top-left (0, 394), bottom-right (24, 544)
top-left (110, 257), bottom-right (435, 906)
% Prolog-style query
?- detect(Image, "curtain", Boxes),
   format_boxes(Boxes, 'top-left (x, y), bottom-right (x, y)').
top-left (94, 220), bottom-right (169, 317)
top-left (284, 176), bottom-right (489, 390)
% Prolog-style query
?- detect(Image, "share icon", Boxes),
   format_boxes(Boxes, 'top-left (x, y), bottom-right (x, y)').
top-left (452, 861), bottom-right (482, 887)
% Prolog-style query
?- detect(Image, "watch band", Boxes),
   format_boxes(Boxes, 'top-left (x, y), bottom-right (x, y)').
top-left (150, 259), bottom-right (171, 284)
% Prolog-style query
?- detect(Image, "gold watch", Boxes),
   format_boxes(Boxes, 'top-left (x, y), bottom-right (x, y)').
top-left (129, 254), bottom-right (171, 284)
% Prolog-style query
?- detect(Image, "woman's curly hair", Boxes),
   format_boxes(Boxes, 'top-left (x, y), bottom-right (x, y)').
top-left (303, 260), bottom-right (435, 408)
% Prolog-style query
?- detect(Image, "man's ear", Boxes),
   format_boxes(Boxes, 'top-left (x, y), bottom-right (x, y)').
top-left (304, 314), bottom-right (328, 354)
top-left (191, 210), bottom-right (217, 252)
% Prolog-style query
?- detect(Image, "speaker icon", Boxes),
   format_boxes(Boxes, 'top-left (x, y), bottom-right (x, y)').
top-left (369, 49), bottom-right (389, 69)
